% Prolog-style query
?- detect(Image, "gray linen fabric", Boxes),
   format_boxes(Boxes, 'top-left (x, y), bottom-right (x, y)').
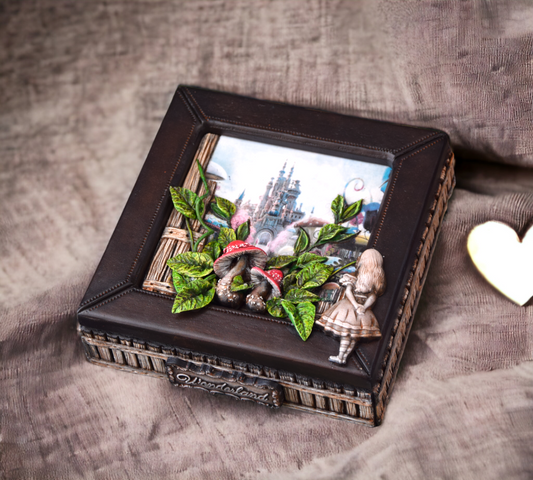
top-left (1, 1), bottom-right (532, 479)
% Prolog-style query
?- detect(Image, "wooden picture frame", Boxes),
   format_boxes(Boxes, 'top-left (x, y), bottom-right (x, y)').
top-left (78, 86), bottom-right (455, 426)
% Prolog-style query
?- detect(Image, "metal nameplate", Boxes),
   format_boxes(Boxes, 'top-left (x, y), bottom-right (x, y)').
top-left (165, 357), bottom-right (284, 408)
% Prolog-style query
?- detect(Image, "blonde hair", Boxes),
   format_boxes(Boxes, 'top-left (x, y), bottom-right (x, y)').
top-left (354, 249), bottom-right (386, 296)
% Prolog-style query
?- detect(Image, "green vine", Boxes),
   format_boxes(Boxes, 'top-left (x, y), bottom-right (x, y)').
top-left (193, 160), bottom-right (216, 251)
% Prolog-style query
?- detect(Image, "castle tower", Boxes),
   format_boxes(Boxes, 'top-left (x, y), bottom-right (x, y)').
top-left (235, 190), bottom-right (245, 208)
top-left (253, 161), bottom-right (306, 242)
top-left (285, 179), bottom-right (301, 212)
top-left (284, 165), bottom-right (294, 189)
top-left (256, 177), bottom-right (274, 217)
top-left (272, 161), bottom-right (287, 194)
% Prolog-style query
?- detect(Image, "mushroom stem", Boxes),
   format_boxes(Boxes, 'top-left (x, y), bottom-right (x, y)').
top-left (223, 255), bottom-right (248, 281)
top-left (215, 255), bottom-right (248, 308)
top-left (246, 281), bottom-right (272, 312)
top-left (250, 281), bottom-right (271, 299)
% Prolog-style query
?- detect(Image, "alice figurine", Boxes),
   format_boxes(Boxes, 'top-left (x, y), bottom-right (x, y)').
top-left (316, 248), bottom-right (386, 365)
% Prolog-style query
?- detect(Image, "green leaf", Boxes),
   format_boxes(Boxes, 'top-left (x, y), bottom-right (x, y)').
top-left (171, 270), bottom-right (188, 293)
top-left (202, 240), bottom-right (222, 260)
top-left (170, 186), bottom-right (198, 219)
top-left (296, 262), bottom-right (334, 289)
top-left (171, 276), bottom-right (216, 314)
top-left (217, 227), bottom-right (237, 249)
top-left (204, 273), bottom-right (217, 283)
top-left (167, 252), bottom-right (214, 277)
top-left (282, 272), bottom-right (298, 292)
top-left (266, 298), bottom-right (288, 318)
top-left (280, 299), bottom-right (297, 323)
top-left (341, 199), bottom-right (363, 223)
top-left (331, 195), bottom-right (345, 224)
top-left (214, 197), bottom-right (236, 220)
top-left (296, 302), bottom-right (316, 340)
top-left (329, 232), bottom-right (358, 244)
top-left (296, 252), bottom-right (327, 268)
top-left (231, 275), bottom-right (253, 292)
top-left (315, 224), bottom-right (347, 244)
top-left (266, 255), bottom-right (298, 269)
top-left (235, 219), bottom-right (250, 241)
top-left (210, 203), bottom-right (228, 221)
top-left (293, 228), bottom-right (310, 255)
top-left (281, 300), bottom-right (316, 341)
top-left (284, 288), bottom-right (321, 303)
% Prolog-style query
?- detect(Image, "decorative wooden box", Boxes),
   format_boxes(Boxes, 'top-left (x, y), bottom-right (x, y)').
top-left (77, 86), bottom-right (455, 426)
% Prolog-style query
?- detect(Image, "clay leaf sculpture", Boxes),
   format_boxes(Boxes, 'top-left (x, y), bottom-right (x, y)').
top-left (280, 300), bottom-right (315, 341)
top-left (235, 219), bottom-right (251, 242)
top-left (316, 248), bottom-right (386, 365)
top-left (296, 262), bottom-right (334, 290)
top-left (167, 253), bottom-right (216, 313)
top-left (210, 196), bottom-right (236, 225)
top-left (167, 252), bottom-right (213, 278)
top-left (170, 273), bottom-right (217, 314)
top-left (217, 227), bottom-right (237, 249)
top-left (330, 195), bottom-right (363, 229)
top-left (467, 221), bottom-right (533, 306)
top-left (202, 240), bottom-right (222, 261)
top-left (230, 275), bottom-right (254, 292)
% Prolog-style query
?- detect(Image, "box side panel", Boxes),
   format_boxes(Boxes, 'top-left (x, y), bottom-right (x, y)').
top-left (355, 137), bottom-right (452, 377)
top-left (375, 152), bottom-right (455, 423)
top-left (79, 328), bottom-right (376, 426)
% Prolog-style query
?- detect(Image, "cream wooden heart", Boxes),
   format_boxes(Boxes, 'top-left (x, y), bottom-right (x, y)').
top-left (467, 221), bottom-right (533, 306)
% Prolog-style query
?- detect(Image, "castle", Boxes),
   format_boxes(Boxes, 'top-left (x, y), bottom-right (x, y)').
top-left (236, 162), bottom-right (305, 246)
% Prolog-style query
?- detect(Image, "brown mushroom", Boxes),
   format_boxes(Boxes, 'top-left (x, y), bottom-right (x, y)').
top-left (213, 240), bottom-right (267, 308)
top-left (246, 268), bottom-right (283, 312)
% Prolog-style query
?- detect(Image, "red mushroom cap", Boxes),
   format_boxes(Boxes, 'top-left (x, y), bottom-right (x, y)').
top-left (250, 267), bottom-right (283, 298)
top-left (213, 240), bottom-right (268, 277)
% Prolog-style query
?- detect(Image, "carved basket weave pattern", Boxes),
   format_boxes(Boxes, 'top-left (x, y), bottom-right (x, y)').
top-left (80, 329), bottom-right (376, 424)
